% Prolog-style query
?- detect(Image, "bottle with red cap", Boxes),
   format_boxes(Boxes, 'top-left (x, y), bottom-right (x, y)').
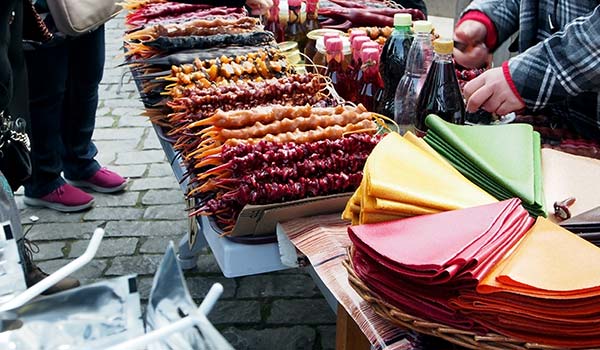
top-left (265, 0), bottom-right (284, 42)
top-left (313, 32), bottom-right (340, 75)
top-left (326, 37), bottom-right (351, 100)
top-left (353, 40), bottom-right (379, 93)
top-left (348, 35), bottom-right (371, 102)
top-left (357, 48), bottom-right (384, 111)
top-left (284, 0), bottom-right (307, 52)
top-left (304, 0), bottom-right (320, 33)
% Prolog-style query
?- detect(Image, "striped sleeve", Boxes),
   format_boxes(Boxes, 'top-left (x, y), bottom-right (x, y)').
top-left (463, 0), bottom-right (521, 48)
top-left (508, 5), bottom-right (600, 111)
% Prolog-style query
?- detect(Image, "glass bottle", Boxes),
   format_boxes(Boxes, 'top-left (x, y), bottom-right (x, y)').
top-left (348, 36), bottom-right (371, 102)
top-left (265, 0), bottom-right (284, 42)
top-left (304, 0), bottom-right (320, 33)
top-left (414, 38), bottom-right (465, 136)
top-left (378, 13), bottom-right (413, 119)
top-left (358, 48), bottom-right (384, 112)
top-left (313, 32), bottom-right (340, 75)
top-left (284, 0), bottom-right (307, 53)
top-left (394, 20), bottom-right (434, 134)
top-left (326, 38), bottom-right (351, 100)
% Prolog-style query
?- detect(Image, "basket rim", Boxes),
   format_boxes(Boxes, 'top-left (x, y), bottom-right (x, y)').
top-left (343, 247), bottom-right (572, 350)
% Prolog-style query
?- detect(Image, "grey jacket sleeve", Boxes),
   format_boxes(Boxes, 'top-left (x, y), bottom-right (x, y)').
top-left (508, 5), bottom-right (600, 111)
top-left (463, 0), bottom-right (521, 48)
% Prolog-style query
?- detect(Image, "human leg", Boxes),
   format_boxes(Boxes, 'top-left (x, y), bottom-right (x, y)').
top-left (61, 25), bottom-right (125, 193)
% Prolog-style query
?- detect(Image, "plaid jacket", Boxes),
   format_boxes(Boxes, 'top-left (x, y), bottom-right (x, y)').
top-left (465, 0), bottom-right (600, 139)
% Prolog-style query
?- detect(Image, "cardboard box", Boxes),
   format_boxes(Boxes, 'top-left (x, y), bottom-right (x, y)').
top-left (230, 192), bottom-right (352, 237)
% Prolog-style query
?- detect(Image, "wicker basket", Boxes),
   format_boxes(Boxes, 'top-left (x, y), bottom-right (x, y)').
top-left (343, 249), bottom-right (572, 350)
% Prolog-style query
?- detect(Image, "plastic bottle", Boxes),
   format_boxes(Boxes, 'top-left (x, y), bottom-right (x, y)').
top-left (378, 13), bottom-right (413, 118)
top-left (285, 0), bottom-right (307, 52)
top-left (414, 38), bottom-right (465, 136)
top-left (326, 38), bottom-right (351, 100)
top-left (357, 48), bottom-right (384, 112)
top-left (394, 20), bottom-right (434, 134)
top-left (265, 0), bottom-right (284, 42)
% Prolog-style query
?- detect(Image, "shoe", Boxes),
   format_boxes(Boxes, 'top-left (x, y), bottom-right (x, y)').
top-left (26, 264), bottom-right (81, 295)
top-left (23, 239), bottom-right (80, 295)
top-left (67, 167), bottom-right (126, 193)
top-left (24, 183), bottom-right (94, 212)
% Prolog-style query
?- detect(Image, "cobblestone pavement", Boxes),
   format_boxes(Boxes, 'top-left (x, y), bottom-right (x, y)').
top-left (16, 14), bottom-right (336, 350)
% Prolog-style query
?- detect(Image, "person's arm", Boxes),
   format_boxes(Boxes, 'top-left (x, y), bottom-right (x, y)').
top-left (460, 0), bottom-right (520, 50)
top-left (508, 5), bottom-right (600, 111)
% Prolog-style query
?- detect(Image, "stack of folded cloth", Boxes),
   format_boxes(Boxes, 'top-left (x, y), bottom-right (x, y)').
top-left (451, 217), bottom-right (600, 348)
top-left (348, 198), bottom-right (534, 330)
top-left (342, 132), bottom-right (497, 225)
top-left (424, 115), bottom-right (546, 217)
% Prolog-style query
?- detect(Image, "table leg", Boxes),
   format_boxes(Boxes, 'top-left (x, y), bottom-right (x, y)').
top-left (177, 198), bottom-right (208, 270)
top-left (336, 303), bottom-right (371, 350)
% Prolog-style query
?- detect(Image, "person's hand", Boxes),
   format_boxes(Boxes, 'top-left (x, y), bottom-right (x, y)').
top-left (246, 0), bottom-right (273, 15)
top-left (454, 20), bottom-right (490, 69)
top-left (463, 66), bottom-right (526, 116)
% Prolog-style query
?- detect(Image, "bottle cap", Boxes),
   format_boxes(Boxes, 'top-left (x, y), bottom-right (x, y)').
top-left (394, 13), bottom-right (412, 27)
top-left (433, 38), bottom-right (454, 55)
top-left (288, 0), bottom-right (301, 7)
top-left (323, 32), bottom-right (340, 46)
top-left (361, 48), bottom-right (379, 63)
top-left (352, 36), bottom-right (371, 52)
top-left (413, 20), bottom-right (433, 33)
top-left (360, 41), bottom-right (380, 52)
top-left (349, 29), bottom-right (367, 42)
top-left (306, 28), bottom-right (343, 41)
top-left (326, 38), bottom-right (344, 52)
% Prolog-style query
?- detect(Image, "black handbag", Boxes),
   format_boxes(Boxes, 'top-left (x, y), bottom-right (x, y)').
top-left (0, 111), bottom-right (31, 191)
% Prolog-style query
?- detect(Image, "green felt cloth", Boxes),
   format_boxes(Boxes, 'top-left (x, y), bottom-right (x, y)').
top-left (424, 115), bottom-right (546, 217)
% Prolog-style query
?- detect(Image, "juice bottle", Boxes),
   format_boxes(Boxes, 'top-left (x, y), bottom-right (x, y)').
top-left (284, 0), bottom-right (307, 52)
top-left (265, 0), bottom-right (284, 42)
top-left (394, 20), bottom-right (434, 134)
top-left (304, 0), bottom-right (320, 33)
top-left (326, 38), bottom-right (351, 101)
top-left (358, 48), bottom-right (384, 112)
top-left (313, 32), bottom-right (340, 74)
top-left (378, 13), bottom-right (413, 118)
top-left (348, 36), bottom-right (371, 102)
top-left (414, 38), bottom-right (465, 136)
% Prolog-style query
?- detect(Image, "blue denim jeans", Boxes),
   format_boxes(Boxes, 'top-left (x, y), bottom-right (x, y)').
top-left (24, 26), bottom-right (104, 198)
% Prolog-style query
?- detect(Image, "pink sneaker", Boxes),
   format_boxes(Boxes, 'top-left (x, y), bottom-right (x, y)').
top-left (24, 184), bottom-right (94, 212)
top-left (67, 168), bottom-right (126, 193)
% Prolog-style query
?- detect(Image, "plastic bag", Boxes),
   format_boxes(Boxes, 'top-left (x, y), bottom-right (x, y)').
top-left (145, 242), bottom-right (233, 350)
top-left (0, 221), bottom-right (27, 304)
top-left (0, 275), bottom-right (143, 349)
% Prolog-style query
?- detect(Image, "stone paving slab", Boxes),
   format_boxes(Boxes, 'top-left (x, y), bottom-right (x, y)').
top-left (17, 13), bottom-right (336, 350)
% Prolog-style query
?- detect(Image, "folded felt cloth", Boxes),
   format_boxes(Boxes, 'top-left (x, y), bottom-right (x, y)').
top-left (342, 132), bottom-right (497, 225)
top-left (424, 115), bottom-right (545, 217)
top-left (349, 199), bottom-right (533, 286)
top-left (542, 148), bottom-right (600, 221)
top-left (478, 217), bottom-right (600, 298)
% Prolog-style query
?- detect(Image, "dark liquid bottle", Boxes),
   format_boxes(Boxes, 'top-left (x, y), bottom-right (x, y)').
top-left (285, 0), bottom-right (307, 53)
top-left (415, 38), bottom-right (465, 136)
top-left (265, 0), bottom-right (284, 42)
top-left (378, 13), bottom-right (413, 119)
top-left (358, 48), bottom-right (384, 111)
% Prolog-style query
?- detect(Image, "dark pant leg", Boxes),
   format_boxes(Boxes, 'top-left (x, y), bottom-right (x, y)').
top-left (23, 38), bottom-right (69, 198)
top-left (61, 26), bottom-right (104, 181)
